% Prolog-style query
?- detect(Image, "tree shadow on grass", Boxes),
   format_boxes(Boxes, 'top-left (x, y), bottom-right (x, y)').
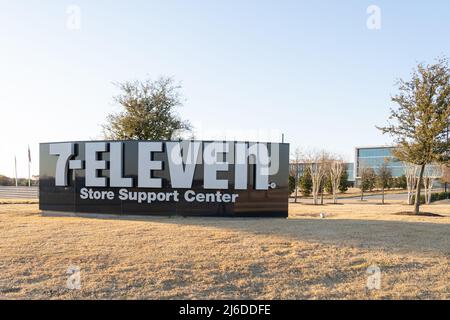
top-left (50, 211), bottom-right (450, 255)
top-left (164, 217), bottom-right (450, 255)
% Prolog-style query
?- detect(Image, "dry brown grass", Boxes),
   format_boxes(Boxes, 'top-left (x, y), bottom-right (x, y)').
top-left (0, 203), bottom-right (449, 300)
top-left (290, 200), bottom-right (450, 223)
top-left (0, 199), bottom-right (38, 205)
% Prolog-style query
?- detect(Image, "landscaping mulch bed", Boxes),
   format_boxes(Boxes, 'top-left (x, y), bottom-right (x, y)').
top-left (394, 211), bottom-right (444, 217)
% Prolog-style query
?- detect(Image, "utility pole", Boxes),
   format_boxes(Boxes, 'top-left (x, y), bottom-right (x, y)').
top-left (28, 145), bottom-right (31, 187)
top-left (446, 120), bottom-right (449, 193)
top-left (14, 156), bottom-right (18, 187)
top-left (294, 163), bottom-right (299, 203)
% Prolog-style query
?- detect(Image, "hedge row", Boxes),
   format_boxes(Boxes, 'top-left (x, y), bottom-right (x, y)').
top-left (411, 192), bottom-right (450, 204)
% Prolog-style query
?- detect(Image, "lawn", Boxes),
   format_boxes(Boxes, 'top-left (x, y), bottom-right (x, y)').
top-left (0, 202), bottom-right (448, 299)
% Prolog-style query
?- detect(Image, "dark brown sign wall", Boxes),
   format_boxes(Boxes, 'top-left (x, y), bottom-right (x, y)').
top-left (39, 140), bottom-right (289, 217)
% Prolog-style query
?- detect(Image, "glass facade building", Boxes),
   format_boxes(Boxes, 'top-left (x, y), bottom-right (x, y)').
top-left (289, 162), bottom-right (355, 183)
top-left (345, 162), bottom-right (355, 182)
top-left (355, 146), bottom-right (404, 179)
top-left (289, 146), bottom-right (443, 188)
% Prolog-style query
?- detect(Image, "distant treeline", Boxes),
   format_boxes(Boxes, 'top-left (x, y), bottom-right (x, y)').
top-left (0, 175), bottom-right (38, 186)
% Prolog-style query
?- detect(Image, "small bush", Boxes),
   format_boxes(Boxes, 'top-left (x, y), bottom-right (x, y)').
top-left (289, 176), bottom-right (296, 194)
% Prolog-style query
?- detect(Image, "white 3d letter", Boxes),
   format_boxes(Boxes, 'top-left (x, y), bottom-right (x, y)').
top-left (204, 142), bottom-right (229, 189)
top-left (49, 143), bottom-right (75, 186)
top-left (109, 142), bottom-right (133, 187)
top-left (235, 143), bottom-right (269, 190)
top-left (166, 141), bottom-right (201, 188)
top-left (138, 142), bottom-right (163, 188)
top-left (85, 142), bottom-right (108, 187)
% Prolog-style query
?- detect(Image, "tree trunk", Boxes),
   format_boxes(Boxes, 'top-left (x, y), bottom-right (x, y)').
top-left (427, 179), bottom-right (434, 205)
top-left (294, 166), bottom-right (299, 203)
top-left (360, 189), bottom-right (364, 201)
top-left (382, 187), bottom-right (385, 205)
top-left (414, 164), bottom-right (425, 215)
top-left (423, 177), bottom-right (429, 204)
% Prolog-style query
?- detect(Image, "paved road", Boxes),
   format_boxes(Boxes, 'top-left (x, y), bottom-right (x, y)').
top-left (0, 186), bottom-right (38, 199)
top-left (291, 189), bottom-right (447, 203)
top-left (341, 192), bottom-right (409, 201)
top-left (342, 189), bottom-right (446, 201)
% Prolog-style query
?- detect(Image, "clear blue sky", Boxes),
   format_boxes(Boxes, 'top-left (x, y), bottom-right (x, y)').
top-left (1, 0), bottom-right (449, 177)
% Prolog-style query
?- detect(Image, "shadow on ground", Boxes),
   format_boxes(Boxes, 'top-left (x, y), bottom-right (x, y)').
top-left (48, 212), bottom-right (450, 255)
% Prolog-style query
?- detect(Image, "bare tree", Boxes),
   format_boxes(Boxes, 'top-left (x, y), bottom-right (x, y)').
top-left (376, 160), bottom-right (392, 205)
top-left (404, 163), bottom-right (419, 205)
top-left (423, 164), bottom-right (443, 204)
top-left (329, 158), bottom-right (344, 204)
top-left (440, 165), bottom-right (450, 192)
top-left (303, 151), bottom-right (329, 205)
top-left (290, 148), bottom-right (303, 203)
top-left (359, 167), bottom-right (376, 201)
